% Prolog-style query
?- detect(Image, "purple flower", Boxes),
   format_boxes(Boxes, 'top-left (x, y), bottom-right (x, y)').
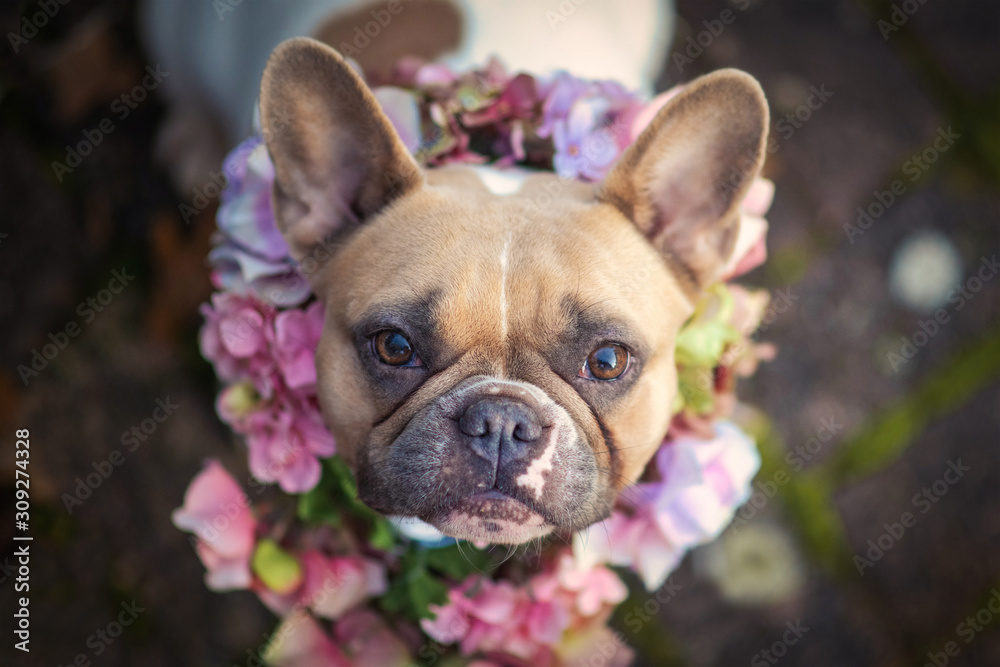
top-left (538, 72), bottom-right (644, 181)
top-left (373, 86), bottom-right (422, 154)
top-left (208, 244), bottom-right (311, 308)
top-left (218, 139), bottom-right (286, 260)
top-left (552, 98), bottom-right (620, 181)
top-left (537, 71), bottom-right (588, 138)
top-left (211, 139), bottom-right (310, 307)
top-left (574, 421), bottom-right (760, 589)
top-left (644, 421), bottom-right (760, 542)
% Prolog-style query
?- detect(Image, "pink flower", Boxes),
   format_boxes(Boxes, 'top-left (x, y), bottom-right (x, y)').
top-left (201, 293), bottom-right (326, 396)
top-left (575, 422), bottom-right (760, 590)
top-left (578, 506), bottom-right (682, 592)
top-left (242, 393), bottom-right (335, 493)
top-left (424, 553), bottom-right (628, 665)
top-left (333, 609), bottom-right (411, 667)
top-left (264, 612), bottom-right (352, 667)
top-left (172, 460), bottom-right (257, 591)
top-left (463, 73), bottom-right (538, 127)
top-left (415, 62), bottom-right (457, 87)
top-left (301, 552), bottom-right (387, 620)
top-left (525, 600), bottom-right (569, 645)
top-left (535, 553), bottom-right (628, 618)
top-left (199, 292), bottom-right (277, 391)
top-left (258, 551), bottom-right (387, 621)
top-left (262, 609), bottom-right (412, 667)
top-left (723, 177), bottom-right (774, 280)
top-left (202, 291), bottom-right (333, 494)
top-left (423, 579), bottom-right (543, 661)
top-left (274, 301), bottom-right (324, 390)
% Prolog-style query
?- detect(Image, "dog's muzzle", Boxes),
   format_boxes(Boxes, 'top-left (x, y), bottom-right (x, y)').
top-left (357, 375), bottom-right (601, 544)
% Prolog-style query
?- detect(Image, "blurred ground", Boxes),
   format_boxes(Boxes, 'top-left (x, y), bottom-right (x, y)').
top-left (1, 1), bottom-right (998, 666)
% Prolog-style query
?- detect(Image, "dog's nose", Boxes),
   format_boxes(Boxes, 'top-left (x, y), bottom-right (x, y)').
top-left (459, 397), bottom-right (543, 463)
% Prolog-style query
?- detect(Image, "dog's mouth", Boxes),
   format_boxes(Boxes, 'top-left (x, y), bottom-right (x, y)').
top-left (425, 491), bottom-right (554, 544)
top-left (357, 376), bottom-right (605, 545)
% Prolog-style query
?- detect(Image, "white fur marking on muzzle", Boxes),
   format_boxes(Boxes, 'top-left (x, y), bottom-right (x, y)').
top-left (516, 436), bottom-right (556, 500)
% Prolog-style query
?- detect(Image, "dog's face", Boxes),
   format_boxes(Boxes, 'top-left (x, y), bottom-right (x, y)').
top-left (260, 38), bottom-right (767, 544)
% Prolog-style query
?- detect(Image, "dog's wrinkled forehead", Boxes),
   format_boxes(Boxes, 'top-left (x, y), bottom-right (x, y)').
top-left (327, 172), bottom-right (684, 368)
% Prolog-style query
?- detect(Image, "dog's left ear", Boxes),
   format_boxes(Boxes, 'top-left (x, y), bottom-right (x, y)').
top-left (259, 37), bottom-right (423, 263)
top-left (598, 69), bottom-right (769, 297)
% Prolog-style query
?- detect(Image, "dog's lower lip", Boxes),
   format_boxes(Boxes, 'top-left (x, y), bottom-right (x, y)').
top-left (453, 490), bottom-right (534, 514)
top-left (426, 491), bottom-right (554, 544)
top-left (465, 490), bottom-right (523, 507)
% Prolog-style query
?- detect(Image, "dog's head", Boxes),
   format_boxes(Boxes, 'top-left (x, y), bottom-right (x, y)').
top-left (259, 38), bottom-right (768, 544)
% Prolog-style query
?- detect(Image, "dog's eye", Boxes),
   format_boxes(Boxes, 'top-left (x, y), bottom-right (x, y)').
top-left (580, 344), bottom-right (629, 381)
top-left (372, 330), bottom-right (421, 366)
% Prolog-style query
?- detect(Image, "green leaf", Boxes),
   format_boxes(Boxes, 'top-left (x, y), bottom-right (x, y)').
top-left (379, 578), bottom-right (413, 615)
top-left (296, 473), bottom-right (343, 526)
top-left (677, 365), bottom-right (714, 415)
top-left (407, 570), bottom-right (450, 618)
top-left (251, 539), bottom-right (303, 594)
top-left (380, 550), bottom-right (450, 621)
top-left (675, 320), bottom-right (740, 367)
top-left (296, 456), bottom-right (380, 530)
top-left (425, 543), bottom-right (492, 580)
top-left (325, 455), bottom-right (359, 497)
top-left (369, 517), bottom-right (397, 551)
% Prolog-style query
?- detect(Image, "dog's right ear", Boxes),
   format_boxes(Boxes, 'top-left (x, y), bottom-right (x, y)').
top-left (598, 69), bottom-right (768, 299)
top-left (260, 37), bottom-right (423, 263)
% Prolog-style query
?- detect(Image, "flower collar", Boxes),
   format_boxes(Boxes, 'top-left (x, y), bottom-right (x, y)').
top-left (176, 57), bottom-right (776, 667)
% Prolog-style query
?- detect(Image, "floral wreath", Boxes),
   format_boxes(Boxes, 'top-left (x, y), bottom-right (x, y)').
top-left (174, 57), bottom-right (776, 667)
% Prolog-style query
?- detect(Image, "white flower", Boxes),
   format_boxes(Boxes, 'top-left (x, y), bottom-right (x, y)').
top-left (697, 522), bottom-right (805, 605)
top-left (889, 231), bottom-right (963, 312)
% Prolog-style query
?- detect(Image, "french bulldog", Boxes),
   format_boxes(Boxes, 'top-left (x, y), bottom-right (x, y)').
top-left (259, 38), bottom-right (768, 544)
